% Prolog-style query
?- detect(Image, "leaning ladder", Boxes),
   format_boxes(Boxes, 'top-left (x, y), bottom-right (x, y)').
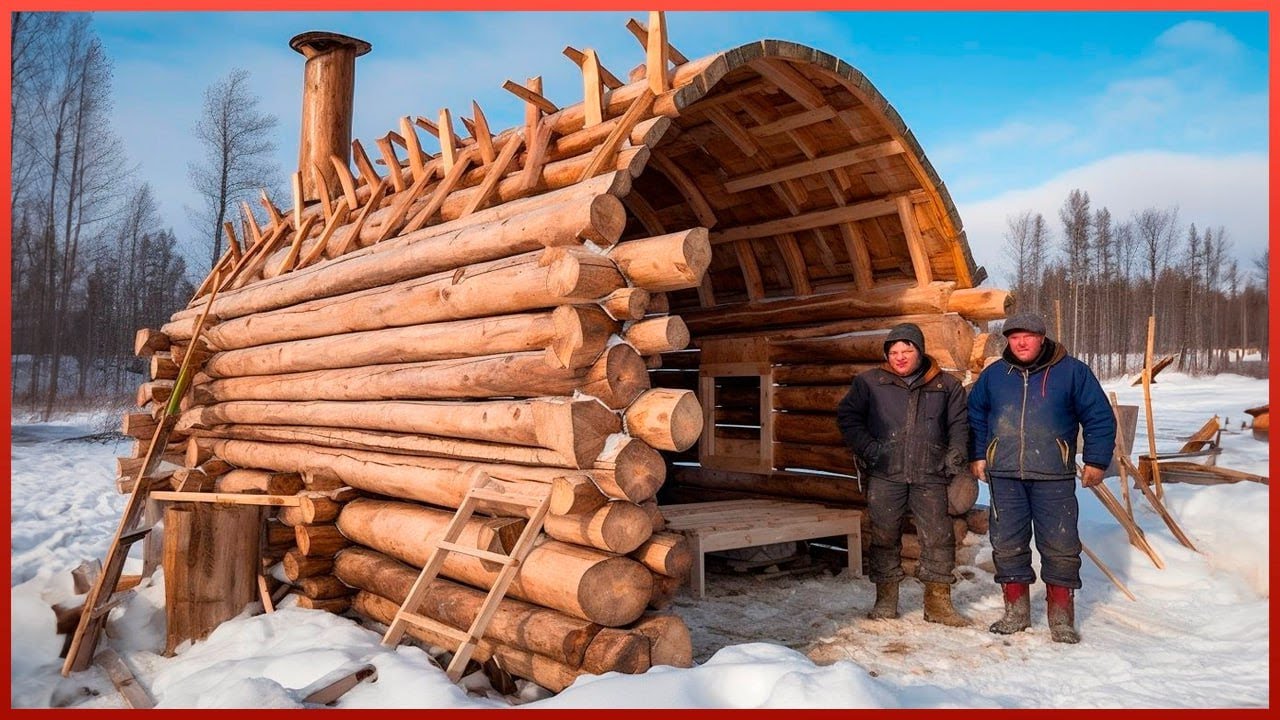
top-left (381, 478), bottom-right (551, 683)
top-left (61, 272), bottom-right (223, 676)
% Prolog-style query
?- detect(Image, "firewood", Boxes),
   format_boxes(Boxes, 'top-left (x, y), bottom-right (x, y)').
top-left (282, 550), bottom-right (334, 582)
top-left (295, 524), bottom-right (352, 557)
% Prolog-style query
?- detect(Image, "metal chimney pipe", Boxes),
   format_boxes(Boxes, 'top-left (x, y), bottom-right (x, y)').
top-left (290, 31), bottom-right (371, 203)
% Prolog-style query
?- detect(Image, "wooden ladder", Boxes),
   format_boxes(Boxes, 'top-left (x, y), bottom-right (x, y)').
top-left (381, 479), bottom-right (551, 683)
top-left (62, 272), bottom-right (223, 676)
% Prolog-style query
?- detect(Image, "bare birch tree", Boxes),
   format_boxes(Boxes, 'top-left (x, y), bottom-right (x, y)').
top-left (188, 68), bottom-right (279, 269)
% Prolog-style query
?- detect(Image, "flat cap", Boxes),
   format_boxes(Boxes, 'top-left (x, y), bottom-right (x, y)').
top-left (1001, 312), bottom-right (1048, 337)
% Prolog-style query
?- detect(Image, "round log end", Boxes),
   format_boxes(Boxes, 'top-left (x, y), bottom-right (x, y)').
top-left (576, 555), bottom-right (653, 627)
top-left (584, 193), bottom-right (627, 247)
top-left (625, 388), bottom-right (703, 452)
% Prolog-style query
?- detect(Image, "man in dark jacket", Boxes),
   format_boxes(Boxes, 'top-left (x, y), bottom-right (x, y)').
top-left (968, 312), bottom-right (1116, 643)
top-left (837, 323), bottom-right (971, 626)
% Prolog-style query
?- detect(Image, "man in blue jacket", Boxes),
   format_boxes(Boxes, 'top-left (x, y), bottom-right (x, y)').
top-left (967, 312), bottom-right (1116, 643)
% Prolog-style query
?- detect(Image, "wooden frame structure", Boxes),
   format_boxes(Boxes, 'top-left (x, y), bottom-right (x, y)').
top-left (109, 13), bottom-right (1008, 693)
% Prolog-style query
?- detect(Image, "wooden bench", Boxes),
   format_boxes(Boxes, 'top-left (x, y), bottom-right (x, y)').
top-left (660, 499), bottom-right (863, 598)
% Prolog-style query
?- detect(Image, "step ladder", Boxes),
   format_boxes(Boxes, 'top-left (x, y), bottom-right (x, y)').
top-left (381, 479), bottom-right (551, 683)
top-left (62, 272), bottom-right (223, 676)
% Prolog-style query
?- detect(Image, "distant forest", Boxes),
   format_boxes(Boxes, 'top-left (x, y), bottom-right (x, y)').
top-left (997, 189), bottom-right (1268, 379)
top-left (11, 13), bottom-right (280, 419)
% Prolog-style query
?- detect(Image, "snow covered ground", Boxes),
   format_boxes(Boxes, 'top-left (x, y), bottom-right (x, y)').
top-left (8, 372), bottom-right (1270, 708)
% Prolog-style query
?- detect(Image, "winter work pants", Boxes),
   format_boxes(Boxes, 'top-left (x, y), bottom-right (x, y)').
top-left (865, 477), bottom-right (955, 585)
top-left (989, 476), bottom-right (1082, 589)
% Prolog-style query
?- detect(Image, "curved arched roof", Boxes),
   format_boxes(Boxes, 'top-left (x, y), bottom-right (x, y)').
top-left (618, 39), bottom-right (983, 316)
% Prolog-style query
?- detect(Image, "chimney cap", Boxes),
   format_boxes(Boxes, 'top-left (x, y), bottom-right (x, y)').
top-left (289, 31), bottom-right (372, 58)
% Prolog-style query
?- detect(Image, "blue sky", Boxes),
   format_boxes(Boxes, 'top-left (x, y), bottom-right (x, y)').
top-left (89, 10), bottom-right (1269, 282)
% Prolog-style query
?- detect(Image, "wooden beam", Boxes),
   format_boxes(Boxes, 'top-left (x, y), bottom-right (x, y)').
top-left (275, 214), bottom-right (318, 276)
top-left (578, 90), bottom-right (655, 182)
top-left (297, 202), bottom-right (350, 269)
top-left (373, 136), bottom-right (406, 193)
top-left (626, 14), bottom-right (688, 64)
top-left (399, 116), bottom-right (429, 182)
top-left (502, 79), bottom-right (559, 115)
top-left (414, 115), bottom-right (439, 138)
top-left (460, 132), bottom-right (525, 217)
top-left (222, 222), bottom-right (241, 263)
top-left (515, 116), bottom-right (554, 195)
top-left (150, 491), bottom-right (303, 507)
top-left (896, 194), bottom-right (933, 286)
top-left (648, 153), bottom-right (718, 228)
top-left (645, 11), bottom-right (670, 94)
top-left (469, 101), bottom-right (496, 165)
top-left (734, 240), bottom-right (765, 301)
top-left (329, 155), bottom-right (359, 211)
top-left (581, 48), bottom-right (604, 127)
top-left (240, 201), bottom-right (262, 246)
top-left (748, 58), bottom-right (827, 110)
top-left (327, 179), bottom-right (387, 257)
top-left (290, 171), bottom-right (304, 229)
top-left (724, 140), bottom-right (904, 194)
top-left (259, 189), bottom-right (285, 229)
top-left (623, 193), bottom-right (666, 236)
top-left (711, 192), bottom-right (920, 244)
top-left (402, 151), bottom-right (475, 233)
top-left (749, 106), bottom-right (837, 137)
top-left (350, 139), bottom-right (381, 188)
top-left (438, 108), bottom-right (458, 173)
top-left (95, 648), bottom-right (154, 709)
top-left (564, 45), bottom-right (624, 89)
top-left (839, 222), bottom-right (875, 292)
top-left (776, 233), bottom-right (812, 295)
top-left (704, 106), bottom-right (760, 158)
top-left (312, 161), bottom-right (333, 223)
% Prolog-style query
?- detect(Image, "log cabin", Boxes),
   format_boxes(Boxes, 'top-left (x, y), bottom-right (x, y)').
top-left (126, 14), bottom-right (1010, 693)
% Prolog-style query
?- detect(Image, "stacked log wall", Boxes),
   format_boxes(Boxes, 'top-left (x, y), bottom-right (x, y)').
top-left (134, 154), bottom-right (703, 689)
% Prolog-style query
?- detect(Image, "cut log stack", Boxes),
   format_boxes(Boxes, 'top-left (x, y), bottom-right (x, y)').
top-left (133, 103), bottom-right (708, 687)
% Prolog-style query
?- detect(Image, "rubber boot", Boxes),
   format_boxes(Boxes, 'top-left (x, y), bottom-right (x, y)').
top-left (1046, 583), bottom-right (1080, 643)
top-left (867, 582), bottom-right (900, 619)
top-left (922, 581), bottom-right (971, 627)
top-left (988, 582), bottom-right (1031, 635)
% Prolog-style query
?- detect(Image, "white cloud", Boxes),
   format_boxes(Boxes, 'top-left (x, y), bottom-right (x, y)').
top-left (1152, 19), bottom-right (1246, 60)
top-left (957, 150), bottom-right (1269, 282)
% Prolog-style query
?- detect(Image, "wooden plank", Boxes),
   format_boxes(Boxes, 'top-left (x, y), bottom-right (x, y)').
top-left (400, 116), bottom-right (429, 182)
top-left (734, 240), bottom-right (765, 301)
top-left (578, 90), bottom-right (655, 182)
top-left (151, 491), bottom-right (303, 507)
top-left (460, 132), bottom-right (525, 217)
top-left (896, 195), bottom-right (933, 286)
top-left (648, 153), bottom-right (718, 228)
top-left (775, 233), bottom-right (812, 295)
top-left (95, 648), bottom-right (154, 709)
top-left (326, 179), bottom-right (387, 257)
top-left (724, 140), bottom-right (904, 194)
top-left (300, 662), bottom-right (378, 706)
top-left (259, 189), bottom-right (285, 229)
top-left (350, 139), bottom-right (381, 187)
top-left (502, 79), bottom-right (558, 115)
top-left (469, 101), bottom-right (496, 165)
top-left (580, 48), bottom-right (604, 127)
top-left (712, 192), bottom-right (917, 244)
top-left (626, 14), bottom-right (688, 64)
top-left (312, 160), bottom-right (334, 223)
top-left (748, 58), bottom-right (827, 110)
top-left (438, 108), bottom-right (458, 173)
top-left (374, 136), bottom-right (406, 192)
top-left (704, 106), bottom-right (759, 157)
top-left (329, 154), bottom-right (359, 211)
top-left (646, 11), bottom-right (670, 93)
top-left (297, 202), bottom-right (351, 269)
top-left (402, 151), bottom-right (475, 234)
top-left (750, 106), bottom-right (837, 137)
top-left (564, 45), bottom-right (623, 89)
